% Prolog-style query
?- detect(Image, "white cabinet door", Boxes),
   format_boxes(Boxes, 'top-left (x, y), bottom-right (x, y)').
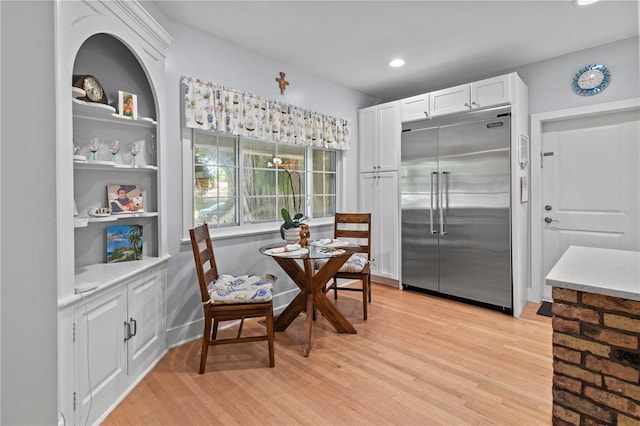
top-left (127, 270), bottom-right (164, 374)
top-left (359, 102), bottom-right (400, 173)
top-left (359, 172), bottom-right (399, 280)
top-left (375, 172), bottom-right (399, 279)
top-left (400, 93), bottom-right (430, 122)
top-left (359, 106), bottom-right (377, 173)
top-left (377, 102), bottom-right (400, 172)
top-left (429, 84), bottom-right (471, 117)
top-left (471, 74), bottom-right (511, 110)
top-left (74, 289), bottom-right (127, 425)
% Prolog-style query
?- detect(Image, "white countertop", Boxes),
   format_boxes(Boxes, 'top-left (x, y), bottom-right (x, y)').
top-left (545, 246), bottom-right (640, 301)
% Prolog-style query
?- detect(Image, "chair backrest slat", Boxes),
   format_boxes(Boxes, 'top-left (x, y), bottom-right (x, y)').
top-left (189, 224), bottom-right (220, 304)
top-left (334, 213), bottom-right (371, 259)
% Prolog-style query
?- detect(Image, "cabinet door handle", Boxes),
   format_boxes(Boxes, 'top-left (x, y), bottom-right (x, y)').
top-left (424, 111), bottom-right (430, 118)
top-left (130, 318), bottom-right (137, 337)
top-left (471, 101), bottom-right (478, 106)
top-left (124, 321), bottom-right (131, 342)
top-left (464, 102), bottom-right (470, 108)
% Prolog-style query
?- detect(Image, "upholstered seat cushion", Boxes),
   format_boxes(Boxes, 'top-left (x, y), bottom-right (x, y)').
top-left (208, 274), bottom-right (275, 304)
top-left (316, 253), bottom-right (369, 273)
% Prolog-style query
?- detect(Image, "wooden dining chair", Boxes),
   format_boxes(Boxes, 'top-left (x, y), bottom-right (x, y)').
top-left (189, 224), bottom-right (275, 373)
top-left (323, 213), bottom-right (372, 320)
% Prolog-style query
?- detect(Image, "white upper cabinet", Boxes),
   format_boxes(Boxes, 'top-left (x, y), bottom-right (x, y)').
top-left (429, 84), bottom-right (471, 117)
top-left (400, 93), bottom-right (430, 122)
top-left (429, 74), bottom-right (513, 118)
top-left (471, 74), bottom-right (512, 110)
top-left (359, 101), bottom-right (400, 172)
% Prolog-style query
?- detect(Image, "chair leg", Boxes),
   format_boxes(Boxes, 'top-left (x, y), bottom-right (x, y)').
top-left (237, 317), bottom-right (245, 338)
top-left (368, 275), bottom-right (372, 303)
top-left (200, 315), bottom-right (212, 374)
top-left (362, 279), bottom-right (368, 321)
top-left (266, 308), bottom-right (275, 368)
top-left (212, 318), bottom-right (219, 341)
top-left (333, 278), bottom-right (338, 299)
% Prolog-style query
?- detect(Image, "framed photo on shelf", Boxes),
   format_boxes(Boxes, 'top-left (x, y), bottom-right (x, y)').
top-left (118, 90), bottom-right (138, 119)
top-left (107, 225), bottom-right (143, 263)
top-left (107, 184), bottom-right (144, 214)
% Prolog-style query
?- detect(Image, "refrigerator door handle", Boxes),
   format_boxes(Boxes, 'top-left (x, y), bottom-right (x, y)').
top-left (430, 171), bottom-right (438, 234)
top-left (440, 171), bottom-right (449, 235)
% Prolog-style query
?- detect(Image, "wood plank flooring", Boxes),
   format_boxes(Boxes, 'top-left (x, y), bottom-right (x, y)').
top-left (104, 283), bottom-right (552, 425)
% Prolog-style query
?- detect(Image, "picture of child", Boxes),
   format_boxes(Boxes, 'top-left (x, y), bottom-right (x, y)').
top-left (118, 90), bottom-right (137, 119)
top-left (123, 93), bottom-right (134, 117)
top-left (108, 184), bottom-right (144, 213)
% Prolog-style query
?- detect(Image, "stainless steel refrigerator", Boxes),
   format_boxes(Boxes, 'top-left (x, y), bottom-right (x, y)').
top-left (401, 107), bottom-right (512, 310)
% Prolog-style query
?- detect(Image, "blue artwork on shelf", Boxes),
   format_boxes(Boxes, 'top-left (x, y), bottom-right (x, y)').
top-left (107, 225), bottom-right (142, 263)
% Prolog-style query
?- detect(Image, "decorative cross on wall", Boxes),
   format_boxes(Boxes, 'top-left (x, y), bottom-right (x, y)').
top-left (276, 72), bottom-right (289, 95)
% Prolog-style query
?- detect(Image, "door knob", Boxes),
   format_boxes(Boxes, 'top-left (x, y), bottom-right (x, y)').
top-left (545, 205), bottom-right (552, 211)
top-left (544, 217), bottom-right (559, 224)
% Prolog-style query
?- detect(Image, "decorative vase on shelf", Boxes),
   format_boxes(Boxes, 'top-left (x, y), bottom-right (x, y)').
top-left (283, 228), bottom-right (301, 244)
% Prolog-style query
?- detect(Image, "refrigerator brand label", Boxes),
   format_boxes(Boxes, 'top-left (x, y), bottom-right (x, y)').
top-left (487, 122), bottom-right (504, 128)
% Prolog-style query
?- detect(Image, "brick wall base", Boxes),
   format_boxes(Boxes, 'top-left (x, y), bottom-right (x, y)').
top-left (552, 287), bottom-right (640, 426)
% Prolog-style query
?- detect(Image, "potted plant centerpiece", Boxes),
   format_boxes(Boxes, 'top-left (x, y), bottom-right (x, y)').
top-left (278, 164), bottom-right (306, 244)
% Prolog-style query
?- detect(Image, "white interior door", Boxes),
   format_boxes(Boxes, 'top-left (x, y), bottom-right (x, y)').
top-left (541, 109), bottom-right (640, 300)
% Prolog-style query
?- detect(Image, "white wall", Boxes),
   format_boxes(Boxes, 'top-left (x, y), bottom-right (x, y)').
top-left (141, 2), bottom-right (377, 343)
top-left (0, 1), bottom-right (58, 425)
top-left (515, 36), bottom-right (639, 114)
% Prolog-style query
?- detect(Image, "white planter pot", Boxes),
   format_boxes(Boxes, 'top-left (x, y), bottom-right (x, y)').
top-left (283, 228), bottom-right (300, 244)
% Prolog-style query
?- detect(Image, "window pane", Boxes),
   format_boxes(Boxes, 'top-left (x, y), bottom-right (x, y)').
top-left (311, 149), bottom-right (336, 218)
top-left (243, 196), bottom-right (276, 222)
top-left (244, 168), bottom-right (276, 196)
top-left (243, 138), bottom-right (273, 168)
top-left (243, 138), bottom-right (306, 224)
top-left (312, 195), bottom-right (335, 218)
top-left (218, 166), bottom-right (237, 197)
top-left (218, 138), bottom-right (236, 166)
top-left (193, 131), bottom-right (238, 227)
top-left (279, 168), bottom-right (305, 214)
top-left (278, 143), bottom-right (305, 171)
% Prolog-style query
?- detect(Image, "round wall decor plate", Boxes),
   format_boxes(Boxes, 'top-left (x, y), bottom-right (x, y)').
top-left (572, 64), bottom-right (610, 96)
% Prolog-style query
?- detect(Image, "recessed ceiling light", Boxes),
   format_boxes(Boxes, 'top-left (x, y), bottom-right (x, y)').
top-left (575, 0), bottom-right (600, 5)
top-left (389, 59), bottom-right (405, 68)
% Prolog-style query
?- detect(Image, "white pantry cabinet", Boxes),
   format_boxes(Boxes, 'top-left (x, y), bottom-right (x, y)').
top-left (360, 172), bottom-right (399, 281)
top-left (359, 101), bottom-right (401, 173)
top-left (358, 100), bottom-right (401, 283)
top-left (429, 74), bottom-right (512, 117)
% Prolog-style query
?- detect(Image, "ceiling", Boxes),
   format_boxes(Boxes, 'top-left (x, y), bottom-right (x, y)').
top-left (156, 1), bottom-right (639, 101)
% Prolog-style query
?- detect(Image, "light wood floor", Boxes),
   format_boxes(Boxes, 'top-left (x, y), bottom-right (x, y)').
top-left (104, 284), bottom-right (552, 425)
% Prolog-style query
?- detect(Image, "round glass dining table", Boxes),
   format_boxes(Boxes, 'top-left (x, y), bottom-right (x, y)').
top-left (259, 242), bottom-right (360, 357)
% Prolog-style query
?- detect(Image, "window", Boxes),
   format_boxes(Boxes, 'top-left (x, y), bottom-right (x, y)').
top-left (193, 132), bottom-right (238, 226)
top-left (311, 149), bottom-right (336, 218)
top-left (191, 130), bottom-right (338, 230)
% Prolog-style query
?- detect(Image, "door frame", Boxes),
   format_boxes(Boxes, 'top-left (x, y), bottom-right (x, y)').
top-left (530, 97), bottom-right (640, 302)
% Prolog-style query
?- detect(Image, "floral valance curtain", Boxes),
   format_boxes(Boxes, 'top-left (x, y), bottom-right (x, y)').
top-left (181, 76), bottom-right (351, 150)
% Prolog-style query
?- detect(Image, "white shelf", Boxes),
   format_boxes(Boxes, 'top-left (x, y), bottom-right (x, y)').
top-left (74, 161), bottom-right (157, 171)
top-left (74, 212), bottom-right (158, 226)
top-left (72, 87), bottom-right (86, 98)
top-left (72, 96), bottom-right (156, 127)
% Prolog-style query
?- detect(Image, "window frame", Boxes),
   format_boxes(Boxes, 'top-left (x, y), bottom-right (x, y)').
top-left (181, 128), bottom-right (344, 241)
